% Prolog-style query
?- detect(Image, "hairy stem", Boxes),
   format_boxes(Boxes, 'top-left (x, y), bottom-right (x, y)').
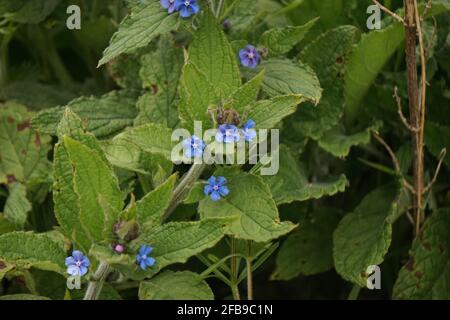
top-left (230, 238), bottom-right (241, 300)
top-left (162, 163), bottom-right (206, 222)
top-left (347, 284), bottom-right (361, 300)
top-left (246, 241), bottom-right (253, 300)
top-left (84, 261), bottom-right (111, 300)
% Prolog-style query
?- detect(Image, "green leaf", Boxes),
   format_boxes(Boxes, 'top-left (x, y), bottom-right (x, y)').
top-left (273, 208), bottom-right (341, 280)
top-left (98, 2), bottom-right (179, 66)
top-left (345, 23), bottom-right (404, 124)
top-left (0, 294), bottom-right (51, 300)
top-left (134, 219), bottom-right (228, 271)
top-left (292, 25), bottom-right (360, 140)
top-left (91, 219), bottom-right (229, 279)
top-left (178, 62), bottom-right (217, 131)
top-left (318, 123), bottom-right (378, 158)
top-left (53, 144), bottom-right (91, 251)
top-left (4, 182), bottom-right (31, 228)
top-left (104, 123), bottom-right (174, 172)
top-left (0, 231), bottom-right (66, 274)
top-left (199, 169), bottom-right (297, 242)
top-left (0, 81), bottom-right (75, 111)
top-left (253, 59), bottom-right (322, 103)
top-left (136, 35), bottom-right (183, 128)
top-left (393, 208), bottom-right (450, 299)
top-left (247, 95), bottom-right (306, 129)
top-left (0, 103), bottom-right (52, 187)
top-left (136, 174), bottom-right (177, 226)
top-left (0, 215), bottom-right (15, 235)
top-left (223, 70), bottom-right (265, 114)
top-left (139, 270), bottom-right (213, 300)
top-left (52, 109), bottom-right (105, 250)
top-left (333, 182), bottom-right (400, 286)
top-left (0, 0), bottom-right (60, 24)
top-left (64, 137), bottom-right (123, 242)
top-left (188, 10), bottom-right (241, 99)
top-left (263, 145), bottom-right (348, 205)
top-left (425, 122), bottom-right (450, 169)
top-left (260, 17), bottom-right (318, 56)
top-left (32, 90), bottom-right (138, 139)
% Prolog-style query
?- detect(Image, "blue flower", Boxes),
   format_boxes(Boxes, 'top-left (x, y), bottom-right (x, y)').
top-left (215, 124), bottom-right (240, 143)
top-left (239, 45), bottom-right (260, 68)
top-left (65, 250), bottom-right (90, 276)
top-left (160, 0), bottom-right (176, 13)
top-left (183, 135), bottom-right (205, 158)
top-left (136, 245), bottom-right (155, 270)
top-left (204, 176), bottom-right (229, 201)
top-left (241, 119), bottom-right (257, 142)
top-left (175, 0), bottom-right (200, 18)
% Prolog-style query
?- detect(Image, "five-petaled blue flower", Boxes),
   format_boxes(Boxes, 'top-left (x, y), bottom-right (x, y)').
top-left (160, 0), bottom-right (176, 13)
top-left (216, 124), bottom-right (240, 143)
top-left (65, 250), bottom-right (90, 276)
top-left (136, 245), bottom-right (155, 270)
top-left (241, 119), bottom-right (257, 142)
top-left (175, 0), bottom-right (200, 18)
top-left (183, 135), bottom-right (206, 158)
top-left (239, 45), bottom-right (260, 68)
top-left (204, 176), bottom-right (229, 201)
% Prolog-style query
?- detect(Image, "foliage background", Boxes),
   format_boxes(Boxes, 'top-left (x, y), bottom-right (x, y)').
top-left (0, 0), bottom-right (449, 300)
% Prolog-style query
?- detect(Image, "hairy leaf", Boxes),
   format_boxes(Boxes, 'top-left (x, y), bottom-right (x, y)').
top-left (32, 90), bottom-right (138, 139)
top-left (98, 2), bottom-right (179, 66)
top-left (393, 208), bottom-right (450, 299)
top-left (139, 270), bottom-right (213, 300)
top-left (199, 169), bottom-right (296, 242)
top-left (0, 231), bottom-right (66, 274)
top-left (333, 183), bottom-right (400, 286)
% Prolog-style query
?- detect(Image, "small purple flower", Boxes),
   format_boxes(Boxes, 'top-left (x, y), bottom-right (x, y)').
top-left (183, 135), bottom-right (205, 158)
top-left (65, 250), bottom-right (90, 276)
top-left (241, 119), bottom-right (257, 142)
top-left (113, 243), bottom-right (125, 253)
top-left (136, 245), bottom-right (155, 270)
top-left (239, 45), bottom-right (260, 68)
top-left (175, 0), bottom-right (200, 18)
top-left (160, 0), bottom-right (176, 13)
top-left (216, 124), bottom-right (240, 143)
top-left (204, 176), bottom-right (229, 201)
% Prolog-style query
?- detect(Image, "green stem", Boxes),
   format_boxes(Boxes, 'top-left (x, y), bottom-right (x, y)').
top-left (162, 163), bottom-right (206, 222)
top-left (347, 284), bottom-right (361, 300)
top-left (230, 237), bottom-right (241, 300)
top-left (84, 261), bottom-right (111, 300)
top-left (246, 241), bottom-right (253, 300)
top-left (215, 0), bottom-right (225, 18)
top-left (0, 32), bottom-right (13, 86)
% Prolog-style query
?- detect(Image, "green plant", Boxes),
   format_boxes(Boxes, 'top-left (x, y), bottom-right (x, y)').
top-left (0, 0), bottom-right (449, 300)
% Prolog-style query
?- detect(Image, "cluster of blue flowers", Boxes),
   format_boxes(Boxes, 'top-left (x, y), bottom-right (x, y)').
top-left (182, 119), bottom-right (256, 160)
top-left (160, 0), bottom-right (199, 18)
top-left (180, 120), bottom-right (256, 202)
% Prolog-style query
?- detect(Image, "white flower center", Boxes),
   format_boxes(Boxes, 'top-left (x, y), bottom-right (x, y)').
top-left (142, 255), bottom-right (147, 260)
top-left (192, 143), bottom-right (198, 149)
top-left (184, 1), bottom-right (190, 6)
top-left (248, 52), bottom-right (254, 59)
top-left (213, 185), bottom-right (219, 191)
top-left (76, 261), bottom-right (82, 267)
